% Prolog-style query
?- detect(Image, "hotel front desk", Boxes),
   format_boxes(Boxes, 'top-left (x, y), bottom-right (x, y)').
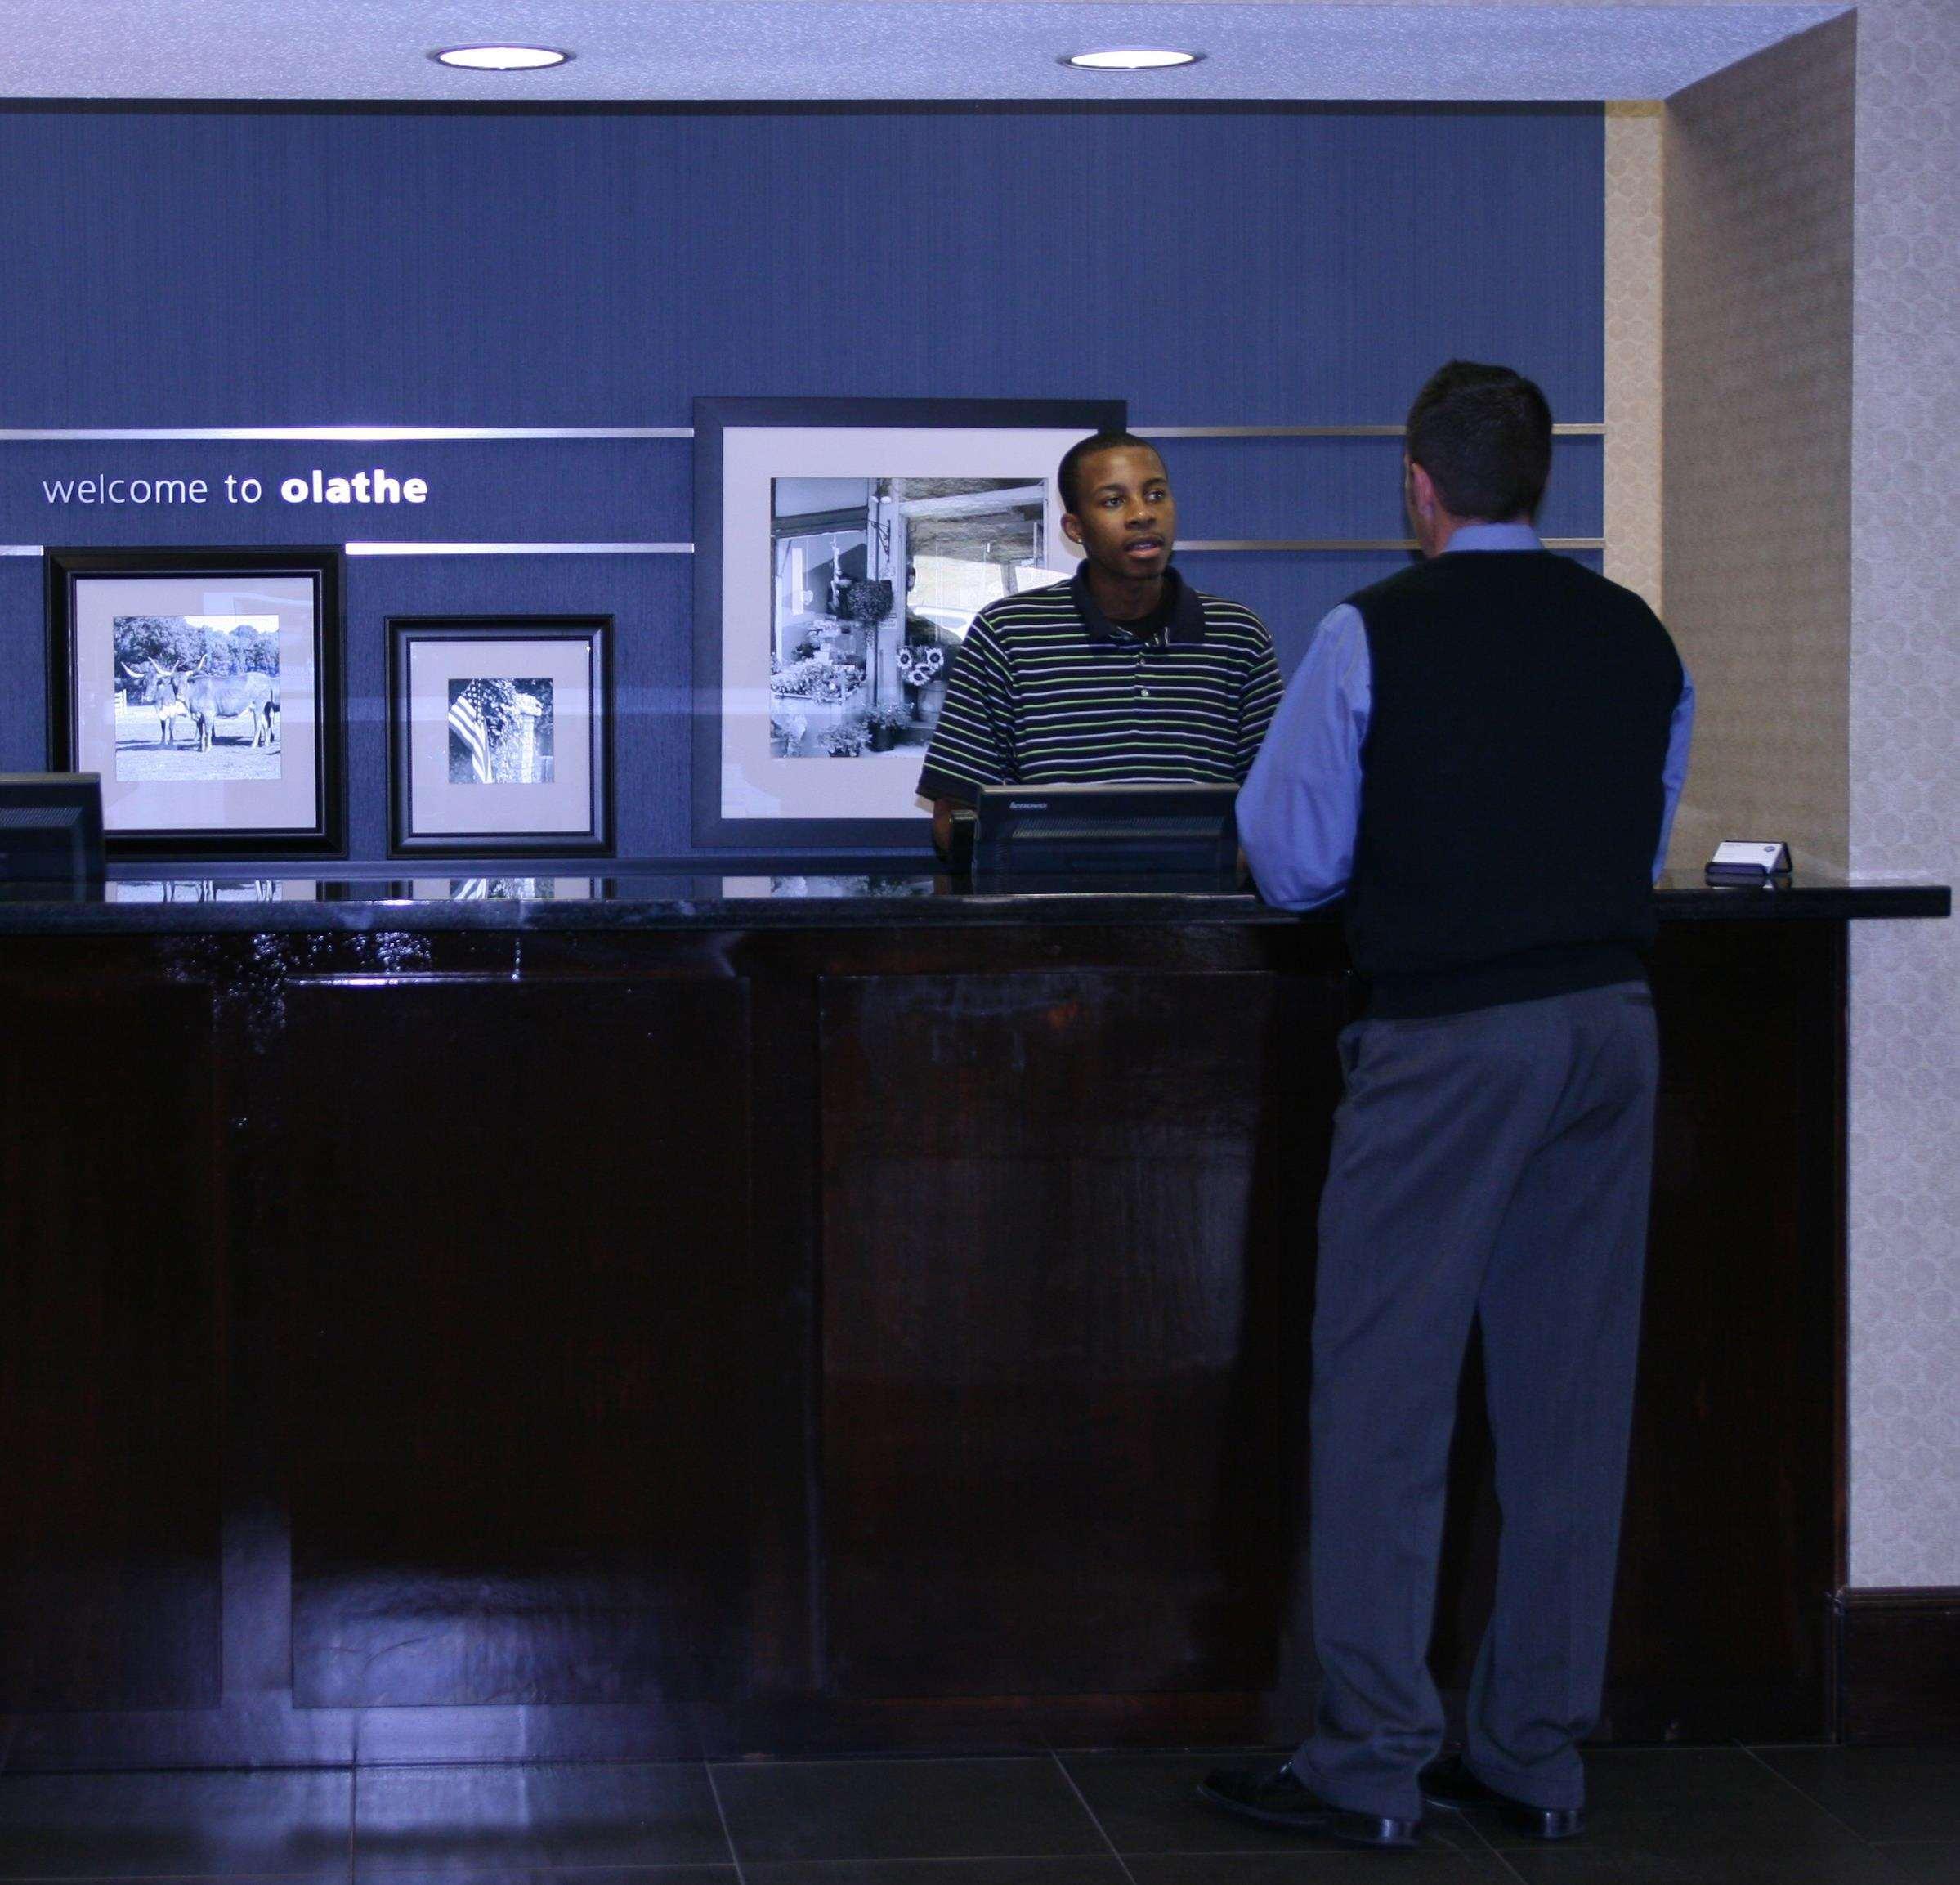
top-left (0, 871), bottom-right (1945, 1770)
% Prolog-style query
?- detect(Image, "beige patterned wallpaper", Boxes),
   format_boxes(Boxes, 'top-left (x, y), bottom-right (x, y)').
top-left (1604, 103), bottom-right (1665, 623)
top-left (1661, 14), bottom-right (1855, 876)
top-left (1841, 0), bottom-right (1960, 1591)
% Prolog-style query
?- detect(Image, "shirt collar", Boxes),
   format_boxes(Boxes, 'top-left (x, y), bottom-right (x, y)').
top-left (1441, 521), bottom-right (1545, 554)
top-left (1068, 562), bottom-right (1206, 644)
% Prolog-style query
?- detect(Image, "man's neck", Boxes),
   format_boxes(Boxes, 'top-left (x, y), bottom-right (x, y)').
top-left (1427, 512), bottom-right (1534, 557)
top-left (1084, 562), bottom-right (1166, 625)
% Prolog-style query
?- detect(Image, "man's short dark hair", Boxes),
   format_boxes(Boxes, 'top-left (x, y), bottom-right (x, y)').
top-left (1058, 430), bottom-right (1161, 514)
top-left (1405, 362), bottom-right (1554, 522)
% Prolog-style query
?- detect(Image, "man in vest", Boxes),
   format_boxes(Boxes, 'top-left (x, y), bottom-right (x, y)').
top-left (1210, 361), bottom-right (1694, 1850)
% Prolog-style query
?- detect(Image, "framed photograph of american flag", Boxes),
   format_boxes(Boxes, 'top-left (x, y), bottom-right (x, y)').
top-left (387, 617), bottom-right (613, 858)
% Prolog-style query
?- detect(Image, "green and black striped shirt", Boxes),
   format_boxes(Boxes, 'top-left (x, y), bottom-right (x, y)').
top-left (916, 566), bottom-right (1284, 804)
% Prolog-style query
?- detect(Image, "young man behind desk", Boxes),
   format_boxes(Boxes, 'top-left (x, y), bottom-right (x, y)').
top-left (917, 432), bottom-right (1282, 851)
top-left (1210, 362), bottom-right (1694, 1851)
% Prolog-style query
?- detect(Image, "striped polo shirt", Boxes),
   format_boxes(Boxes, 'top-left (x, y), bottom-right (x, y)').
top-left (916, 565), bottom-right (1284, 804)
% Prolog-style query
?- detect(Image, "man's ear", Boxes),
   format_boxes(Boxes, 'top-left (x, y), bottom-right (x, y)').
top-left (1407, 461), bottom-right (1438, 519)
top-left (1060, 511), bottom-right (1083, 547)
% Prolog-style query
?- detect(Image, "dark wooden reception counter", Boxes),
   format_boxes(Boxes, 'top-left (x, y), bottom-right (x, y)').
top-left (0, 872), bottom-right (1946, 1770)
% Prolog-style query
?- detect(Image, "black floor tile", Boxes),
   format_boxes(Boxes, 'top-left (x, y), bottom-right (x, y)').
top-left (1493, 1845), bottom-right (1907, 1884)
top-left (346, 1874), bottom-right (732, 1885)
top-left (746, 1861), bottom-right (1130, 1883)
top-left (708, 1757), bottom-right (1106, 1865)
top-left (352, 1763), bottom-right (728, 1874)
top-left (1125, 1852), bottom-right (1515, 1883)
top-left (1876, 1841), bottom-right (1960, 1882)
top-left (1488, 1802), bottom-right (1885, 1863)
top-left (1573, 1748), bottom-right (1810, 1816)
top-left (1059, 1752), bottom-right (1482, 1857)
top-left (1471, 1747), bottom-right (1867, 1854)
top-left (0, 1769), bottom-right (351, 1880)
top-left (7, 1748), bottom-right (1947, 1885)
top-left (1753, 1747), bottom-right (1960, 1842)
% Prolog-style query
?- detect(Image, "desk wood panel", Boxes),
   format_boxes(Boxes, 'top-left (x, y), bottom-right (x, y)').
top-left (283, 974), bottom-right (751, 1708)
top-left (817, 969), bottom-right (1340, 1698)
top-left (0, 976), bottom-right (222, 1711)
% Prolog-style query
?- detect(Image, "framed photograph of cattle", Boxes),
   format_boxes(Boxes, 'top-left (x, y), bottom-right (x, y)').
top-left (46, 547), bottom-right (345, 857)
top-left (387, 617), bottom-right (613, 858)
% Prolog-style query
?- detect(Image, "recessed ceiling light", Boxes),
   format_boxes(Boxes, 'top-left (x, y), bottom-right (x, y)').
top-left (432, 45), bottom-right (572, 72)
top-left (1063, 48), bottom-right (1202, 71)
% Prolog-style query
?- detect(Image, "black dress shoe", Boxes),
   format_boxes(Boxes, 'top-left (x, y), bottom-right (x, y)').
top-left (1199, 1762), bottom-right (1421, 1848)
top-left (1420, 1753), bottom-right (1584, 1841)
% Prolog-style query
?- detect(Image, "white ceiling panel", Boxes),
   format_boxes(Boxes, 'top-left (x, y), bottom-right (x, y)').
top-left (0, 2), bottom-right (1846, 103)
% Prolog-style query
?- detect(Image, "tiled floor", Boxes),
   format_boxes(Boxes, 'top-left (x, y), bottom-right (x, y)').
top-left (0, 1744), bottom-right (1954, 1883)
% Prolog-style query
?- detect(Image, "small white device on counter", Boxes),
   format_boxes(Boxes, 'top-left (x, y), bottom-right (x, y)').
top-left (1706, 840), bottom-right (1793, 883)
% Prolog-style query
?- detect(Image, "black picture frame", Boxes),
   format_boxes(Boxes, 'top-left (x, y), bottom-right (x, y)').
top-left (46, 546), bottom-right (346, 860)
top-left (387, 616), bottom-right (615, 859)
top-left (691, 396), bottom-right (1125, 853)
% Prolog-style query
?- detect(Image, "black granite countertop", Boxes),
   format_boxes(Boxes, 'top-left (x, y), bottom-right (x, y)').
top-left (0, 866), bottom-right (1946, 935)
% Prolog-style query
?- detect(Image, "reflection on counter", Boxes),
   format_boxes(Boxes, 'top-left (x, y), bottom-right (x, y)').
top-left (110, 878), bottom-right (321, 903)
top-left (0, 869), bottom-right (1930, 935)
top-left (411, 876), bottom-right (596, 902)
top-left (721, 874), bottom-right (941, 900)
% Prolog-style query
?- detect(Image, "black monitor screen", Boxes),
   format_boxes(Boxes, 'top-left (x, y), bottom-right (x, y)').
top-left (0, 774), bottom-right (105, 891)
top-left (973, 781), bottom-right (1241, 885)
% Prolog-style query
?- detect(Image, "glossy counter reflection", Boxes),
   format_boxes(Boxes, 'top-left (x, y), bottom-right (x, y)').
top-left (0, 867), bottom-right (1943, 934)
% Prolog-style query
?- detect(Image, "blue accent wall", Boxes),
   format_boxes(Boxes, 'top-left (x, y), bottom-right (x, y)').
top-left (0, 105), bottom-right (1604, 862)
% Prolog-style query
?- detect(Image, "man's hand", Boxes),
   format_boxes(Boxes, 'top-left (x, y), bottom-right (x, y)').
top-left (932, 798), bottom-right (960, 858)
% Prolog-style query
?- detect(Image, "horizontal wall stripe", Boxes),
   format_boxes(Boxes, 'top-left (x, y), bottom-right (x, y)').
top-left (1184, 537), bottom-right (1606, 552)
top-left (345, 541), bottom-right (694, 556)
top-left (351, 538), bottom-right (1608, 557)
top-left (0, 423), bottom-right (1607, 442)
top-left (0, 427), bottom-right (695, 442)
top-left (6, 538), bottom-right (1611, 559)
top-left (1141, 423), bottom-right (1606, 438)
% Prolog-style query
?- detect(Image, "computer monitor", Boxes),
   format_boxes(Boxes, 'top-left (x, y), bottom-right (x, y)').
top-left (972, 781), bottom-right (1241, 884)
top-left (0, 774), bottom-right (105, 893)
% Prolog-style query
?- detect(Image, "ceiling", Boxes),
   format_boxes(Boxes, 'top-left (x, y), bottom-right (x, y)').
top-left (0, 2), bottom-right (1846, 102)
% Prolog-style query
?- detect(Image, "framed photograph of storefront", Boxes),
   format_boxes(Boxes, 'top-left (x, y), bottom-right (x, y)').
top-left (46, 546), bottom-right (345, 858)
top-left (692, 396), bottom-right (1125, 852)
top-left (387, 616), bottom-right (614, 858)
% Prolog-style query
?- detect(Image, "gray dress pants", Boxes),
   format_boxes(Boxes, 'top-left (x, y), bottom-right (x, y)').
top-left (1290, 980), bottom-right (1659, 1822)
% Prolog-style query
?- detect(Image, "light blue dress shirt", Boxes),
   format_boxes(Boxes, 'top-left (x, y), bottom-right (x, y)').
top-left (1236, 522), bottom-right (1696, 911)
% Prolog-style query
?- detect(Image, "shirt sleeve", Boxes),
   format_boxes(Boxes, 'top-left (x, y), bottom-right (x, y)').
top-left (1653, 660), bottom-right (1696, 882)
top-left (916, 615), bottom-right (1016, 804)
top-left (1233, 618), bottom-right (1286, 782)
top-left (1235, 602), bottom-right (1371, 911)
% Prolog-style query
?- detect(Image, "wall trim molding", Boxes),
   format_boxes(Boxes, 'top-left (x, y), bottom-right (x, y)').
top-left (0, 427), bottom-right (696, 442)
top-left (343, 541), bottom-right (692, 557)
top-left (0, 423), bottom-right (1608, 444)
top-left (6, 539), bottom-right (1609, 560)
top-left (1832, 1587), bottom-right (1960, 1743)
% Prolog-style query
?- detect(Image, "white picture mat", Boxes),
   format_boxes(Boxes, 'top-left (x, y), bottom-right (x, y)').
top-left (406, 636), bottom-right (595, 837)
top-left (72, 573), bottom-right (320, 833)
top-left (719, 425), bottom-right (1093, 822)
